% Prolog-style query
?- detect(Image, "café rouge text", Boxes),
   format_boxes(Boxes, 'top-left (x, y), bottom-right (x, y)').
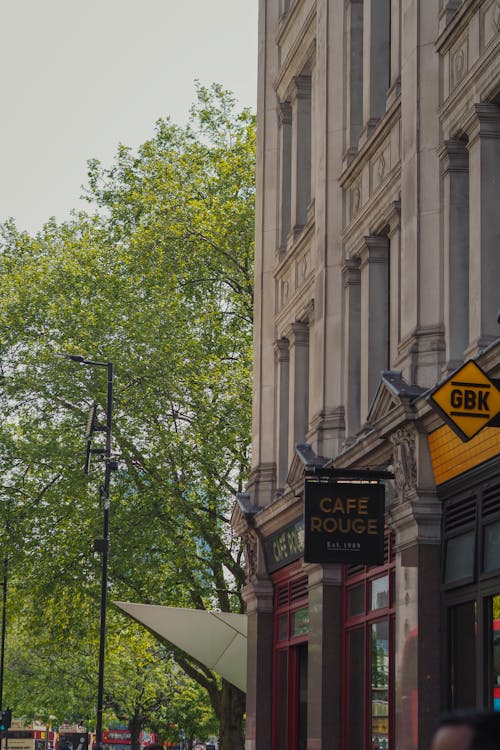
top-left (309, 495), bottom-right (378, 535)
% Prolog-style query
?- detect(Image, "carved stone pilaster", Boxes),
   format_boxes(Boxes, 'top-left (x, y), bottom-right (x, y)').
top-left (388, 425), bottom-right (441, 550)
top-left (232, 493), bottom-right (267, 585)
top-left (242, 527), bottom-right (259, 584)
top-left (390, 425), bottom-right (418, 504)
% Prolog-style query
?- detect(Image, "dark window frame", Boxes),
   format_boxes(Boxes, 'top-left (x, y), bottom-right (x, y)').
top-left (272, 563), bottom-right (309, 750)
top-left (342, 530), bottom-right (396, 750)
top-left (439, 457), bottom-right (500, 712)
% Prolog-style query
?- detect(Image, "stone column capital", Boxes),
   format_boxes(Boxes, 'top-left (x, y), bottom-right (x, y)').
top-left (439, 138), bottom-right (469, 174)
top-left (342, 256), bottom-right (361, 285)
top-left (289, 320), bottom-right (309, 347)
top-left (291, 75), bottom-right (312, 102)
top-left (278, 100), bottom-right (292, 126)
top-left (274, 336), bottom-right (290, 362)
top-left (242, 578), bottom-right (274, 614)
top-left (360, 234), bottom-right (389, 266)
top-left (466, 103), bottom-right (500, 147)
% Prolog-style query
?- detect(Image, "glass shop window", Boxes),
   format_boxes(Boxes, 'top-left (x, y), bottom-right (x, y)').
top-left (445, 531), bottom-right (475, 583)
top-left (484, 520), bottom-right (500, 573)
top-left (449, 600), bottom-right (477, 710)
top-left (442, 470), bottom-right (500, 712)
top-left (490, 594), bottom-right (500, 711)
top-left (371, 621), bottom-right (390, 747)
top-left (273, 574), bottom-right (309, 750)
top-left (343, 531), bottom-right (395, 750)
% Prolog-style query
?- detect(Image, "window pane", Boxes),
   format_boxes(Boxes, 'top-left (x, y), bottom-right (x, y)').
top-left (348, 584), bottom-right (365, 617)
top-left (291, 607), bottom-right (309, 637)
top-left (449, 601), bottom-right (477, 709)
top-left (298, 645), bottom-right (308, 750)
top-left (371, 621), bottom-right (389, 750)
top-left (484, 521), bottom-right (500, 572)
top-left (278, 614), bottom-right (288, 641)
top-left (445, 532), bottom-right (475, 583)
top-left (490, 595), bottom-right (500, 711)
top-left (276, 650), bottom-right (288, 750)
top-left (347, 628), bottom-right (365, 750)
top-left (371, 576), bottom-right (389, 610)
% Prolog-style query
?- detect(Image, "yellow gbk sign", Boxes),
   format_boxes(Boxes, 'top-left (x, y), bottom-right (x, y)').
top-left (429, 360), bottom-right (500, 442)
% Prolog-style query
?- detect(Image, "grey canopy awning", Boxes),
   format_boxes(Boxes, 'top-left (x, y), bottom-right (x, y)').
top-left (113, 601), bottom-right (247, 692)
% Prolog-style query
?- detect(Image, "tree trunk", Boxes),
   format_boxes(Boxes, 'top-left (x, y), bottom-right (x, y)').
top-left (128, 714), bottom-right (143, 750)
top-left (217, 680), bottom-right (246, 750)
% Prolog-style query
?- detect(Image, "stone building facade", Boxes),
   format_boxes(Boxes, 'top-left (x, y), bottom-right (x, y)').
top-left (232, 1), bottom-right (500, 749)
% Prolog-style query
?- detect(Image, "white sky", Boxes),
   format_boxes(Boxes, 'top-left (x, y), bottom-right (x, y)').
top-left (0, 0), bottom-right (258, 234)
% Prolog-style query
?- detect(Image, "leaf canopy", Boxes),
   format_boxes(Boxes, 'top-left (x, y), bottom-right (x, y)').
top-left (0, 83), bottom-right (254, 746)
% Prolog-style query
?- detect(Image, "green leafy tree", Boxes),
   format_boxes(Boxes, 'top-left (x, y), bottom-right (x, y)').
top-left (152, 677), bottom-right (219, 750)
top-left (0, 83), bottom-right (254, 750)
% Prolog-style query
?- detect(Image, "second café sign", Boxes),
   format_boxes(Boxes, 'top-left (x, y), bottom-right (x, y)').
top-left (304, 480), bottom-right (385, 565)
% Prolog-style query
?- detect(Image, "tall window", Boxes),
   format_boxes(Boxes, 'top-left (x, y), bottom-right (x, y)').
top-left (343, 532), bottom-right (395, 750)
top-left (360, 234), bottom-right (389, 419)
top-left (273, 572), bottom-right (309, 750)
top-left (440, 138), bottom-right (469, 370)
top-left (343, 257), bottom-right (361, 437)
top-left (345, 0), bottom-right (364, 156)
top-left (288, 321), bottom-right (309, 458)
top-left (290, 75), bottom-right (312, 235)
top-left (466, 104), bottom-right (500, 352)
top-left (278, 102), bottom-right (292, 255)
top-left (362, 0), bottom-right (391, 138)
top-left (274, 337), bottom-right (290, 488)
top-left (441, 464), bottom-right (500, 712)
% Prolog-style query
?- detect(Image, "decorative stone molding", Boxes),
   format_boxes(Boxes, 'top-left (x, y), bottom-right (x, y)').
top-left (241, 578), bottom-right (274, 615)
top-left (290, 319), bottom-right (309, 347)
top-left (360, 233), bottom-right (389, 269)
top-left (390, 425), bottom-right (418, 503)
top-left (439, 138), bottom-right (469, 175)
top-left (280, 274), bottom-right (291, 307)
top-left (291, 74), bottom-right (312, 103)
top-left (232, 493), bottom-right (268, 585)
top-left (342, 255), bottom-right (361, 285)
top-left (241, 527), bottom-right (260, 583)
top-left (278, 100), bottom-right (292, 127)
top-left (494, 1), bottom-right (500, 30)
top-left (370, 140), bottom-right (392, 194)
top-left (350, 182), bottom-right (361, 219)
top-left (439, 0), bottom-right (463, 33)
top-left (465, 102), bottom-right (500, 146)
top-left (245, 462), bottom-right (277, 507)
top-left (305, 562), bottom-right (343, 589)
top-left (274, 337), bottom-right (290, 363)
top-left (450, 33), bottom-right (468, 91)
top-left (389, 492), bottom-right (442, 550)
top-left (308, 406), bottom-right (345, 435)
top-left (483, 0), bottom-right (500, 47)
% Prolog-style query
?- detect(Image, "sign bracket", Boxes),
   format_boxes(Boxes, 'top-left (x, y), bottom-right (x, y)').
top-left (304, 466), bottom-right (394, 481)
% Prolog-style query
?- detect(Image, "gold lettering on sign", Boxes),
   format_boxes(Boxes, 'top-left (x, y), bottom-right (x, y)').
top-left (310, 495), bottom-right (378, 535)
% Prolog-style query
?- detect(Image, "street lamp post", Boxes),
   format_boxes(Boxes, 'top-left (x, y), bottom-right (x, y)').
top-left (65, 356), bottom-right (115, 750)
top-left (0, 555), bottom-right (7, 708)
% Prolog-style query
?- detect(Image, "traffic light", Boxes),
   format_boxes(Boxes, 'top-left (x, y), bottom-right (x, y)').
top-left (0, 708), bottom-right (12, 731)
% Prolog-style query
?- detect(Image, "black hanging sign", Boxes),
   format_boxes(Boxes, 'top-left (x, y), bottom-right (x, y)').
top-left (304, 480), bottom-right (385, 565)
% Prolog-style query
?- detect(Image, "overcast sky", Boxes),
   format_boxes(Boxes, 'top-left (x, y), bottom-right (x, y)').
top-left (0, 0), bottom-right (258, 234)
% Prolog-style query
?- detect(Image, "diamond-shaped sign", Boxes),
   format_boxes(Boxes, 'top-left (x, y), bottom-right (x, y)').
top-left (429, 360), bottom-right (500, 442)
